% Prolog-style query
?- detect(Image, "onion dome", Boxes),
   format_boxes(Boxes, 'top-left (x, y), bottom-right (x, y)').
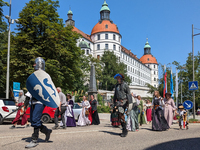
top-left (79, 41), bottom-right (90, 48)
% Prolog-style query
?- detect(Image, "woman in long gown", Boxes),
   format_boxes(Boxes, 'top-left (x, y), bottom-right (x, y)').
top-left (66, 94), bottom-right (76, 127)
top-left (152, 91), bottom-right (169, 131)
top-left (164, 92), bottom-right (177, 128)
top-left (90, 95), bottom-right (100, 125)
top-left (77, 96), bottom-right (91, 126)
top-left (146, 100), bottom-right (152, 124)
top-left (137, 95), bottom-right (146, 126)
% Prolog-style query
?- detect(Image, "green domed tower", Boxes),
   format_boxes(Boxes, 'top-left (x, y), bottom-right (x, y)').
top-left (65, 9), bottom-right (75, 27)
top-left (100, 0), bottom-right (110, 21)
top-left (144, 38), bottom-right (151, 55)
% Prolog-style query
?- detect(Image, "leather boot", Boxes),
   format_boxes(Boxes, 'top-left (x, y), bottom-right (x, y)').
top-left (120, 122), bottom-right (128, 137)
top-left (40, 125), bottom-right (52, 142)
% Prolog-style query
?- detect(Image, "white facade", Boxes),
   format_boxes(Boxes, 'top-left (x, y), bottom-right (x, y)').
top-left (66, 1), bottom-right (159, 91)
top-left (91, 32), bottom-right (121, 59)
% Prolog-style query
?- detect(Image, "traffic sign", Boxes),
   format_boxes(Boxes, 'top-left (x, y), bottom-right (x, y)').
top-left (13, 82), bottom-right (20, 100)
top-left (189, 81), bottom-right (198, 91)
top-left (183, 100), bottom-right (193, 110)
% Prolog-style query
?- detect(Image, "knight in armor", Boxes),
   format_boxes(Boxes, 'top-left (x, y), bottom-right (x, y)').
top-left (25, 57), bottom-right (52, 148)
top-left (113, 73), bottom-right (130, 137)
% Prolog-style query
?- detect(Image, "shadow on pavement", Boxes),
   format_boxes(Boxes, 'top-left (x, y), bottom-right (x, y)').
top-left (22, 137), bottom-right (53, 143)
top-left (140, 127), bottom-right (152, 131)
top-left (144, 138), bottom-right (200, 150)
top-left (100, 130), bottom-right (120, 136)
top-left (1, 139), bottom-right (22, 147)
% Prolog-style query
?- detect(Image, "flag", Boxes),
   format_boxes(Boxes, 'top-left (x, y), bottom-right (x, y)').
top-left (163, 65), bottom-right (167, 97)
top-left (170, 67), bottom-right (174, 96)
top-left (175, 68), bottom-right (178, 107)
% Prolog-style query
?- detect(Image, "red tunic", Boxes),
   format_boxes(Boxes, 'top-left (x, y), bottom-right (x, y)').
top-left (12, 103), bottom-right (28, 125)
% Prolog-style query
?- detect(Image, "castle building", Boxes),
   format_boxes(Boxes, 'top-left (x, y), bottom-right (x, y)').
top-left (65, 0), bottom-right (159, 90)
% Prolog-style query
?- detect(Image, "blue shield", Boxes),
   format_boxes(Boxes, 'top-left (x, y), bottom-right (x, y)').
top-left (26, 70), bottom-right (60, 108)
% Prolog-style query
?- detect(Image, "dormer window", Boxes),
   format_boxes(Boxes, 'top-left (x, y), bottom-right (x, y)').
top-left (147, 58), bottom-right (149, 61)
top-left (105, 24), bottom-right (108, 28)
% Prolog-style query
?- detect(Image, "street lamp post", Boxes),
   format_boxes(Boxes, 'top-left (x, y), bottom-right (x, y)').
top-left (192, 24), bottom-right (200, 119)
top-left (5, 0), bottom-right (18, 98)
top-left (181, 77), bottom-right (185, 104)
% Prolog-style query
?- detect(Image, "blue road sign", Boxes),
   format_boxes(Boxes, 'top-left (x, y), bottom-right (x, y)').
top-left (13, 82), bottom-right (20, 98)
top-left (189, 81), bottom-right (198, 91)
top-left (13, 82), bottom-right (20, 90)
top-left (183, 100), bottom-right (193, 110)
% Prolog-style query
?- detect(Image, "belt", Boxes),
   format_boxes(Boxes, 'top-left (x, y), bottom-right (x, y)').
top-left (154, 105), bottom-right (159, 110)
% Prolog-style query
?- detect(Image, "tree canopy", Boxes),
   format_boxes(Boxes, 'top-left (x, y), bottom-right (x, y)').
top-left (0, 0), bottom-right (8, 97)
top-left (10, 0), bottom-right (83, 91)
top-left (99, 51), bottom-right (131, 91)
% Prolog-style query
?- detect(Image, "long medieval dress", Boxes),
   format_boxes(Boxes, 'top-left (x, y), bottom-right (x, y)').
top-left (138, 100), bottom-right (147, 125)
top-left (164, 98), bottom-right (176, 127)
top-left (77, 100), bottom-right (91, 126)
top-left (12, 94), bottom-right (28, 126)
top-left (146, 103), bottom-right (152, 122)
top-left (66, 100), bottom-right (76, 127)
top-left (90, 99), bottom-right (100, 125)
top-left (152, 97), bottom-right (169, 131)
top-left (12, 103), bottom-right (28, 125)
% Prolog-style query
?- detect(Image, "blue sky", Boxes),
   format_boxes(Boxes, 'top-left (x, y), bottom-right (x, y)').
top-left (2, 0), bottom-right (200, 76)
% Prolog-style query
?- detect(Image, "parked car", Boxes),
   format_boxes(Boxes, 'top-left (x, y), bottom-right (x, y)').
top-left (0, 99), bottom-right (17, 124)
top-left (26, 103), bottom-right (82, 123)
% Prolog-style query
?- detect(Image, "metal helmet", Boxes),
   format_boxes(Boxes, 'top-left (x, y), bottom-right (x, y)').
top-left (34, 57), bottom-right (45, 71)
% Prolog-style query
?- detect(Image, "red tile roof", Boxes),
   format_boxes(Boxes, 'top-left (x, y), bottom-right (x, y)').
top-left (91, 20), bottom-right (120, 35)
top-left (72, 26), bottom-right (93, 43)
top-left (121, 45), bottom-right (141, 62)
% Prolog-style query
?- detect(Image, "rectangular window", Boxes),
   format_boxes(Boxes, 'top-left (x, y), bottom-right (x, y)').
top-left (98, 34), bottom-right (100, 40)
top-left (87, 50), bottom-right (89, 54)
top-left (105, 34), bottom-right (108, 39)
top-left (119, 46), bottom-right (120, 52)
top-left (113, 44), bottom-right (116, 50)
top-left (119, 36), bottom-right (120, 42)
top-left (113, 34), bottom-right (116, 40)
top-left (97, 55), bottom-right (100, 60)
top-left (154, 65), bottom-right (155, 68)
top-left (105, 44), bottom-right (108, 49)
top-left (97, 44), bottom-right (100, 50)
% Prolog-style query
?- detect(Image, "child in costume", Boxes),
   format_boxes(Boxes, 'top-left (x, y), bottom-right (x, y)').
top-left (177, 105), bottom-right (188, 130)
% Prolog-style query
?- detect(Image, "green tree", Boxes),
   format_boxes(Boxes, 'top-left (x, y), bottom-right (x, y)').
top-left (100, 50), bottom-right (131, 91)
top-left (172, 52), bottom-right (200, 108)
top-left (76, 54), bottom-right (102, 92)
top-left (0, 0), bottom-right (8, 96)
top-left (10, 0), bottom-right (82, 92)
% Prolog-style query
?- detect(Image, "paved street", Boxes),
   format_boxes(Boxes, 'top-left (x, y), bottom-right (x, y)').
top-left (0, 114), bottom-right (200, 150)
